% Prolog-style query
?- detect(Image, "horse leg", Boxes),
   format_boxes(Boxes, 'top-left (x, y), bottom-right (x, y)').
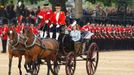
top-left (24, 54), bottom-right (32, 73)
top-left (24, 59), bottom-right (32, 74)
top-left (36, 58), bottom-right (41, 74)
top-left (46, 60), bottom-right (50, 75)
top-left (32, 59), bottom-right (39, 75)
top-left (8, 56), bottom-right (13, 75)
top-left (18, 56), bottom-right (22, 75)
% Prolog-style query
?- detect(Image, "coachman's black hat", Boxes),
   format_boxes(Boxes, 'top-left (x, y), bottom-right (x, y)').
top-left (43, 3), bottom-right (49, 6)
top-left (55, 3), bottom-right (61, 7)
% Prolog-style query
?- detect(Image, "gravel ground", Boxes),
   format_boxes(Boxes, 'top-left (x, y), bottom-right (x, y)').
top-left (0, 50), bottom-right (134, 75)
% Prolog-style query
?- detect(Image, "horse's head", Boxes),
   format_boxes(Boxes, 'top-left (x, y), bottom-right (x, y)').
top-left (23, 26), bottom-right (35, 44)
top-left (23, 27), bottom-right (34, 38)
top-left (8, 26), bottom-right (19, 46)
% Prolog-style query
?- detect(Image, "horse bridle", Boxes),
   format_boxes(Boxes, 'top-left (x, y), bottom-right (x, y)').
top-left (24, 33), bottom-right (38, 48)
top-left (8, 30), bottom-right (20, 48)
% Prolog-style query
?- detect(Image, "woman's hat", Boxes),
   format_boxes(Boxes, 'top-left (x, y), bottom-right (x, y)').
top-left (71, 20), bottom-right (77, 27)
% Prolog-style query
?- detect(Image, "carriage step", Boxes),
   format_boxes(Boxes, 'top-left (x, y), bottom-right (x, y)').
top-left (76, 59), bottom-right (87, 61)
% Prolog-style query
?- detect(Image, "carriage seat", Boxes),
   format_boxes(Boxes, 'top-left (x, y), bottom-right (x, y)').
top-left (74, 42), bottom-right (82, 55)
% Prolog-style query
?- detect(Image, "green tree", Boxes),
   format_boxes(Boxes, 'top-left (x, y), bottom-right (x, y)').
top-left (74, 0), bottom-right (83, 18)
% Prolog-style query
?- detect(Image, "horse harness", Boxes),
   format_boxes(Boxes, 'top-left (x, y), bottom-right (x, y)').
top-left (9, 31), bottom-right (26, 51)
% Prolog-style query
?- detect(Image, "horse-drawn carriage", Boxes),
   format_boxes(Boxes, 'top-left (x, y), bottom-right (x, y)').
top-left (7, 25), bottom-right (99, 75)
top-left (48, 33), bottom-right (99, 75)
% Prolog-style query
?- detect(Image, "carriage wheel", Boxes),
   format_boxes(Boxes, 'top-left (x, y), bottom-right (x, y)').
top-left (86, 43), bottom-right (99, 75)
top-left (65, 52), bottom-right (76, 75)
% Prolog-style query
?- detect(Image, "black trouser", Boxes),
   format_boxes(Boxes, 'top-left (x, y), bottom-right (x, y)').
top-left (2, 40), bottom-right (7, 52)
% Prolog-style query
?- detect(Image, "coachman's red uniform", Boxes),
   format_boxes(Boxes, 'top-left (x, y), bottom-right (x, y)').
top-left (37, 9), bottom-right (53, 29)
top-left (50, 11), bottom-right (66, 25)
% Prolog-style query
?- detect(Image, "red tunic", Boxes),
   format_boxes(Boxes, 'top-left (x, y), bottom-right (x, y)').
top-left (80, 24), bottom-right (92, 31)
top-left (30, 26), bottom-right (39, 35)
top-left (50, 11), bottom-right (66, 25)
top-left (15, 25), bottom-right (24, 34)
top-left (18, 16), bottom-right (23, 25)
top-left (0, 26), bottom-right (2, 35)
top-left (2, 26), bottom-right (8, 40)
top-left (37, 9), bottom-right (53, 29)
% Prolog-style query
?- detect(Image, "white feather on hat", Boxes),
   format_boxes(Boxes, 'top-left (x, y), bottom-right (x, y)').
top-left (71, 20), bottom-right (77, 27)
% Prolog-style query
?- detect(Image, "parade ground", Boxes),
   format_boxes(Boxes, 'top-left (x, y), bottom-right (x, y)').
top-left (0, 39), bottom-right (134, 75)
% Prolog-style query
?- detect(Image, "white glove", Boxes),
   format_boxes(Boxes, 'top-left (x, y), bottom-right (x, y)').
top-left (50, 24), bottom-right (53, 28)
top-left (20, 31), bottom-right (23, 34)
top-left (38, 15), bottom-right (43, 19)
top-left (9, 30), bottom-right (13, 34)
top-left (45, 20), bottom-right (49, 23)
top-left (56, 24), bottom-right (60, 28)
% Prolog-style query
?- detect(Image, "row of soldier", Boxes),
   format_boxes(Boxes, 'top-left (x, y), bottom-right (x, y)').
top-left (1, 19), bottom-right (134, 53)
top-left (80, 23), bottom-right (134, 50)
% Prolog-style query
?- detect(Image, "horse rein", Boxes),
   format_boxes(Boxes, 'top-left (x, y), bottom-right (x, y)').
top-left (24, 34), bottom-right (38, 48)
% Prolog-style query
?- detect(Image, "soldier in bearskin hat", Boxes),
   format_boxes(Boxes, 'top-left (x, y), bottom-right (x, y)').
top-left (1, 19), bottom-right (8, 53)
top-left (29, 18), bottom-right (39, 36)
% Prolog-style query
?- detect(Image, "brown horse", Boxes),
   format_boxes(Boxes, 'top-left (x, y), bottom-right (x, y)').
top-left (8, 26), bottom-right (26, 75)
top-left (23, 27), bottom-right (59, 75)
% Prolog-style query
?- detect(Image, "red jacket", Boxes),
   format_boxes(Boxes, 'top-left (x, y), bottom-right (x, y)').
top-left (18, 16), bottom-right (23, 25)
top-left (50, 11), bottom-right (66, 25)
top-left (81, 24), bottom-right (93, 31)
top-left (0, 26), bottom-right (2, 35)
top-left (15, 25), bottom-right (24, 34)
top-left (2, 26), bottom-right (8, 40)
top-left (37, 9), bottom-right (53, 28)
top-left (30, 26), bottom-right (39, 35)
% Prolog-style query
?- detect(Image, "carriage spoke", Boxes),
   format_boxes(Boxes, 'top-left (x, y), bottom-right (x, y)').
top-left (86, 43), bottom-right (99, 75)
top-left (66, 52), bottom-right (76, 75)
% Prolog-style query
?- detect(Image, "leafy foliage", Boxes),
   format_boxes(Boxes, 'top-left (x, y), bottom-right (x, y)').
top-left (85, 0), bottom-right (134, 7)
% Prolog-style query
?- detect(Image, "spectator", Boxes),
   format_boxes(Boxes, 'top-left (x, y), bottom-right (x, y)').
top-left (70, 21), bottom-right (81, 42)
